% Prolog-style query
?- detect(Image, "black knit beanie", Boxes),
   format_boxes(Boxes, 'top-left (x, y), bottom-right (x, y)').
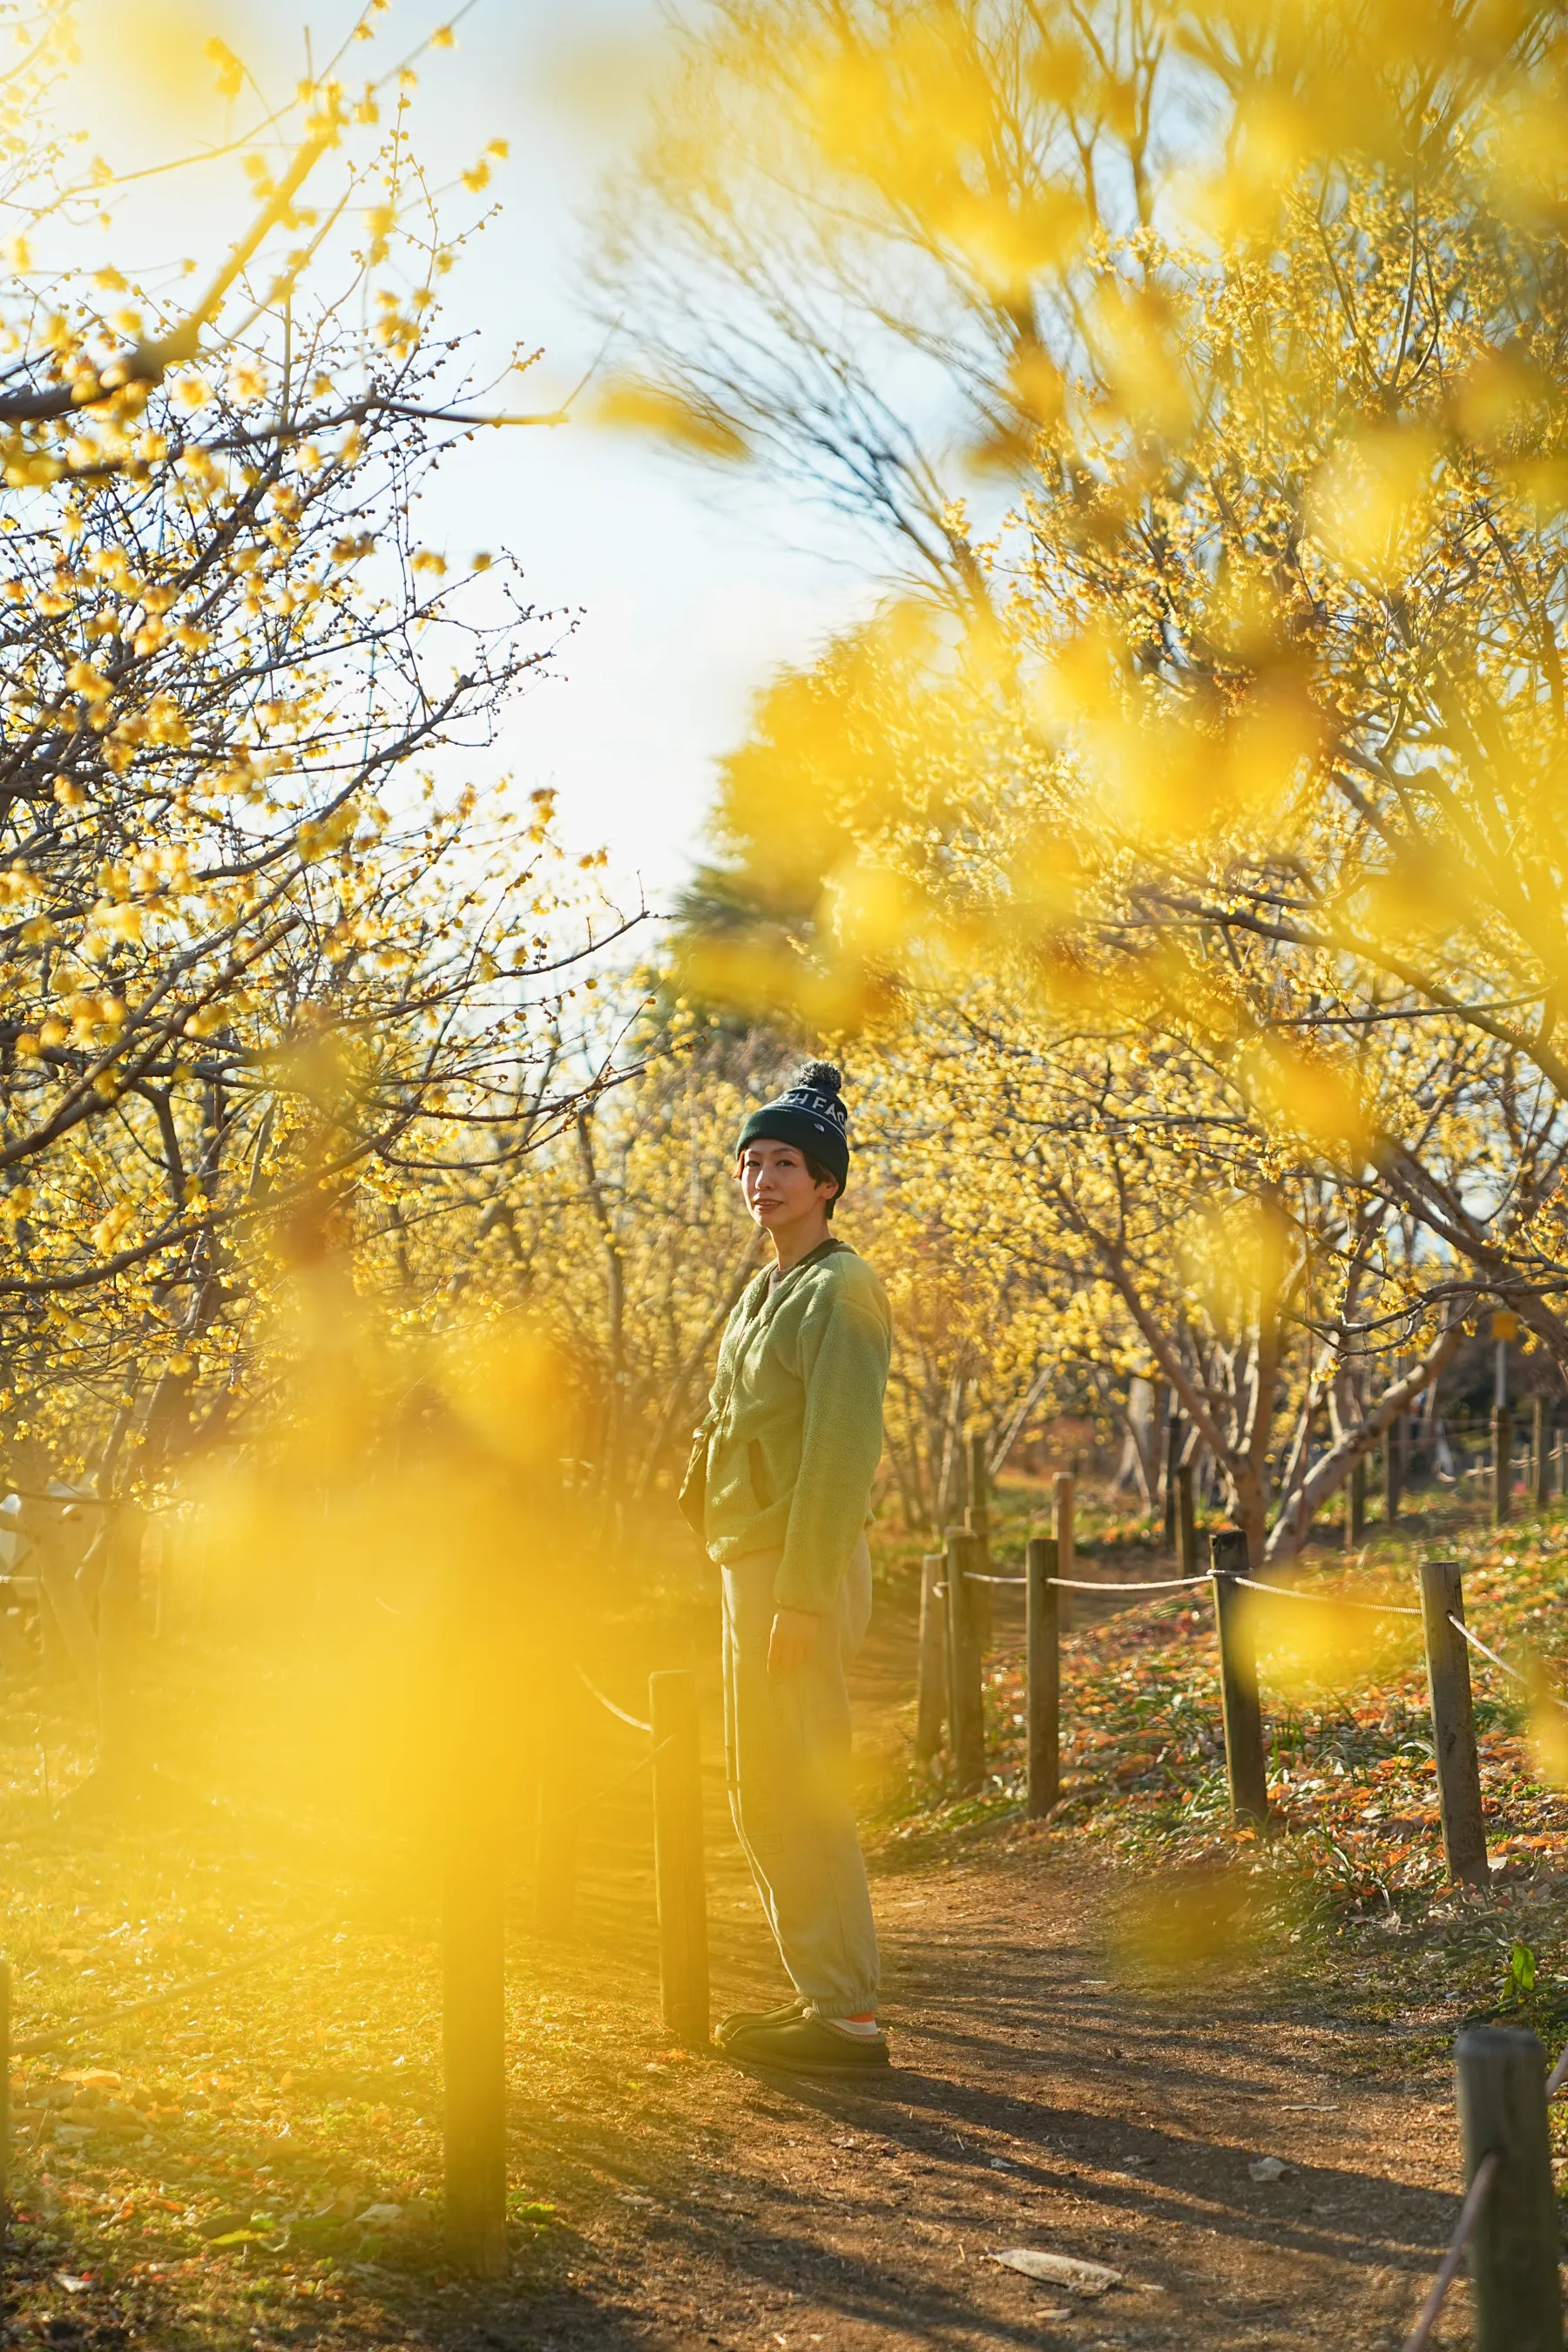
top-left (736, 1061), bottom-right (850, 1198)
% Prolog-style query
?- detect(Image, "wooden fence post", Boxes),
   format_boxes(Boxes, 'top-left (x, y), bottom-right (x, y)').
top-left (1295, 1402), bottom-right (1315, 1549)
top-left (1209, 1528), bottom-right (1267, 1826)
top-left (1418, 1558), bottom-right (1489, 1888)
top-left (968, 1429), bottom-right (989, 1520)
top-left (1052, 1471), bottom-right (1074, 1634)
top-left (1455, 2026), bottom-right (1564, 2352)
top-left (97, 1503), bottom-right (144, 1792)
top-left (650, 1669), bottom-right (709, 2048)
top-left (443, 1800), bottom-right (507, 2277)
top-left (1025, 1536), bottom-right (1059, 1817)
top-left (1346, 1454), bottom-right (1366, 1551)
top-left (944, 1530), bottom-right (985, 1797)
top-left (533, 1677), bottom-right (578, 1939)
top-left (1532, 1397), bottom-right (1550, 1512)
top-left (915, 1554), bottom-right (948, 1761)
top-left (24, 1501), bottom-right (80, 1686)
top-left (1175, 1462), bottom-right (1196, 1581)
top-left (965, 1429), bottom-right (993, 1650)
top-left (1493, 1403), bottom-right (1513, 1526)
top-left (946, 1416), bottom-right (970, 1528)
top-left (1, 1957), bottom-right (10, 2249)
top-left (0, 1585), bottom-right (26, 1676)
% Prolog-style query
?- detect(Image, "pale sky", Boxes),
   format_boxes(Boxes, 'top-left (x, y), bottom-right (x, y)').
top-left (64, 0), bottom-right (875, 910)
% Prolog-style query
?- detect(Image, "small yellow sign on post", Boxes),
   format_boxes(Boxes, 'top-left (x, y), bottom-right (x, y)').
top-left (1492, 1308), bottom-right (1519, 1342)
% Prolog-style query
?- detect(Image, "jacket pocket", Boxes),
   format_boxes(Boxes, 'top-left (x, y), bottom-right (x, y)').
top-left (747, 1438), bottom-right (772, 1509)
top-left (678, 1418), bottom-right (712, 1537)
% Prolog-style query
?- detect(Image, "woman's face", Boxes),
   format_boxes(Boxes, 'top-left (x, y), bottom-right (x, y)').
top-left (737, 1139), bottom-right (835, 1232)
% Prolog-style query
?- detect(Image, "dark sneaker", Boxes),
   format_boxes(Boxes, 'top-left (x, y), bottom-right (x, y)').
top-left (722, 2012), bottom-right (890, 2073)
top-left (715, 1996), bottom-right (809, 2045)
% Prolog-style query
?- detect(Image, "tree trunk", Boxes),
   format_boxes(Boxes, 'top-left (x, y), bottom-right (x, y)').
top-left (576, 1112), bottom-right (626, 1511)
top-left (1263, 1316), bottom-right (1469, 1561)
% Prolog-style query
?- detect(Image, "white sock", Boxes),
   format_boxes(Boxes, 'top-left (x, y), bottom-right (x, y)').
top-left (822, 2012), bottom-right (881, 2039)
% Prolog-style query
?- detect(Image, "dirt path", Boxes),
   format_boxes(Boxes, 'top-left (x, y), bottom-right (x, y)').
top-left (432, 1846), bottom-right (1465, 2352)
top-left (420, 1588), bottom-right (1475, 2352)
top-left (3, 1565), bottom-right (1497, 2352)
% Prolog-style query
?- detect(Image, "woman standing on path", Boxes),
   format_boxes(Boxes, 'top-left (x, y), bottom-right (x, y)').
top-left (683, 1062), bottom-right (893, 2072)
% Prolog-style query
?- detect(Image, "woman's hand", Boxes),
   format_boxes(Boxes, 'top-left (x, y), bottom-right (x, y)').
top-left (767, 1605), bottom-right (820, 1675)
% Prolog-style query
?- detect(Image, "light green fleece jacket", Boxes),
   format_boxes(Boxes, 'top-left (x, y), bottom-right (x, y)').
top-left (701, 1238), bottom-right (891, 1614)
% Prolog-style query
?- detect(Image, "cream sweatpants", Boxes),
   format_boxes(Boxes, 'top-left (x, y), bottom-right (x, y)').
top-left (719, 1535), bottom-right (880, 2020)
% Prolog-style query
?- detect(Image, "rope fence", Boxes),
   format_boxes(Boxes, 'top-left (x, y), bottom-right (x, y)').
top-left (1, 1660), bottom-right (712, 2282)
top-left (920, 1451), bottom-right (1568, 2349)
top-left (943, 1400), bottom-right (1568, 1519)
top-left (1397, 2025), bottom-right (1568, 2350)
top-left (1233, 1573), bottom-right (1423, 1618)
top-left (575, 1662), bottom-right (655, 1736)
top-left (8, 1421), bottom-right (1568, 2314)
top-left (12, 1906), bottom-right (348, 2058)
top-left (0, 1898), bottom-right (388, 2258)
top-left (935, 1570), bottom-right (1210, 1596)
top-left (1400, 2146), bottom-right (1501, 2352)
top-left (921, 1514), bottom-right (1567, 1842)
top-left (1116, 1397), bottom-right (1567, 1527)
top-left (554, 1665), bottom-right (707, 2045)
top-left (558, 1731), bottom-right (678, 1829)
top-left (1444, 1611), bottom-right (1568, 1714)
top-left (1051, 1570), bottom-right (1210, 1593)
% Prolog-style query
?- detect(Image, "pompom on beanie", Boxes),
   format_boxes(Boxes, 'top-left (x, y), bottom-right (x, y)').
top-left (736, 1061), bottom-right (850, 1197)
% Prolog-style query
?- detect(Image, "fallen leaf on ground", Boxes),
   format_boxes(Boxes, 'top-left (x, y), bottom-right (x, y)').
top-left (1249, 2156), bottom-right (1292, 2181)
top-left (990, 2249), bottom-right (1122, 2295)
top-left (197, 2212), bottom-right (254, 2240)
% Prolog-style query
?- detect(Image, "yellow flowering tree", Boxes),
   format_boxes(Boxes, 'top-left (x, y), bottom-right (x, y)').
top-left (599, 0), bottom-right (1568, 1500)
top-left (0, 5), bottom-right (619, 1490)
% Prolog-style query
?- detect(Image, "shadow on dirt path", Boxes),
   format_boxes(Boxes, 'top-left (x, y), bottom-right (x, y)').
top-left (436, 1574), bottom-right (1474, 2352)
top-left (443, 1845), bottom-right (1466, 2352)
top-left (1, 1564), bottom-right (1480, 2352)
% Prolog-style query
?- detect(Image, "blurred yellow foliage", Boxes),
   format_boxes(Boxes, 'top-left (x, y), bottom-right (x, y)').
top-left (1307, 429), bottom-right (1443, 589)
top-left (1530, 1698), bottom-right (1568, 1790)
top-left (1240, 1039), bottom-right (1373, 1157)
top-left (589, 0), bottom-right (1568, 1529)
top-left (1109, 1867), bottom-right (1262, 1984)
top-left (1250, 1590), bottom-right (1419, 1705)
top-left (88, 0), bottom-right (231, 123)
top-left (0, 3), bottom-right (609, 1504)
top-left (592, 379), bottom-right (750, 459)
